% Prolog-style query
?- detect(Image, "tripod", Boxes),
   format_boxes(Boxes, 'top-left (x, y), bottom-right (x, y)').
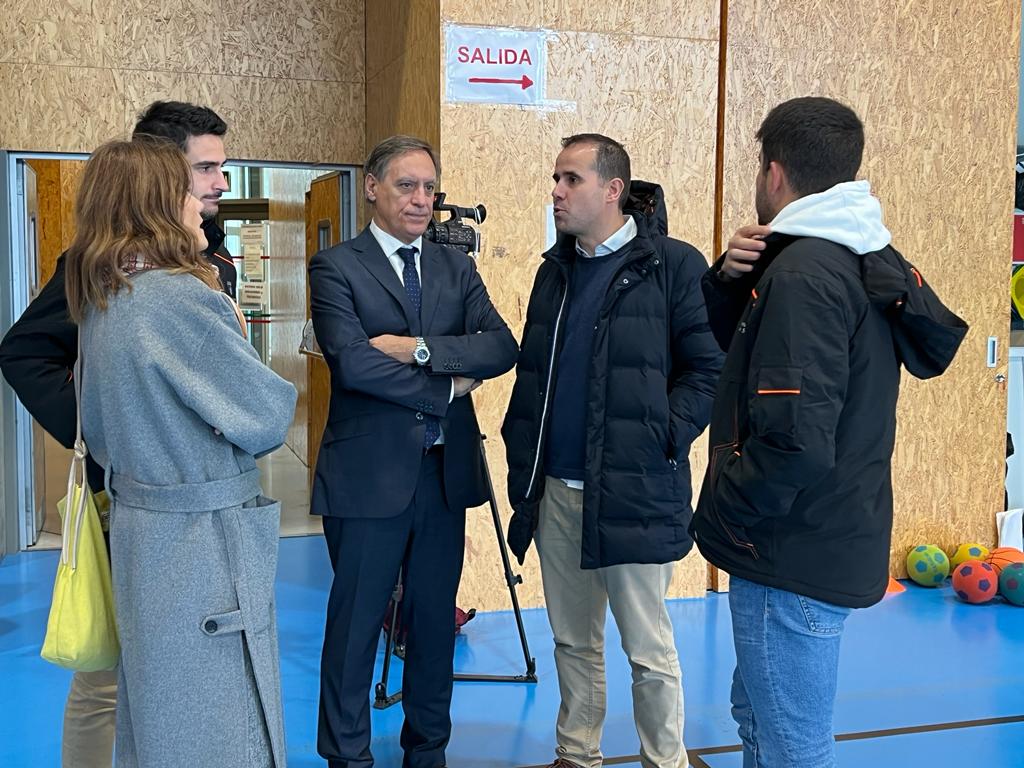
top-left (373, 437), bottom-right (538, 709)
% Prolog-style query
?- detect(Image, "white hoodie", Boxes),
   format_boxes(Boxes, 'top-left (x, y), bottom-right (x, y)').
top-left (769, 180), bottom-right (891, 255)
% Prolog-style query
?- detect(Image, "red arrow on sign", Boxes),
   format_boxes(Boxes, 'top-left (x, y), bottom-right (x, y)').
top-left (468, 74), bottom-right (534, 90)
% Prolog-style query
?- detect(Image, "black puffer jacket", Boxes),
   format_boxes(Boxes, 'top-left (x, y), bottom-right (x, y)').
top-left (502, 212), bottom-right (723, 569)
top-left (691, 234), bottom-right (967, 608)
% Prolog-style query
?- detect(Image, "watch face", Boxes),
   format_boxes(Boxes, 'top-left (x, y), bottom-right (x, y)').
top-left (415, 347), bottom-right (430, 363)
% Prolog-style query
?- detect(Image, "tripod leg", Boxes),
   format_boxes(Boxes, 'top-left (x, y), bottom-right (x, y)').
top-left (374, 566), bottom-right (404, 709)
top-left (479, 438), bottom-right (538, 681)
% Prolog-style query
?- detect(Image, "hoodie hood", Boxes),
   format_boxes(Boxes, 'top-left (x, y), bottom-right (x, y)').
top-left (770, 181), bottom-right (966, 380)
top-left (770, 180), bottom-right (892, 255)
top-left (624, 179), bottom-right (668, 237)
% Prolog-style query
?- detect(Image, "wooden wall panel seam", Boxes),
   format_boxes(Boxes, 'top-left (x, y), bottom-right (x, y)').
top-left (713, 0), bottom-right (728, 259)
top-left (2, 64), bottom-right (362, 87)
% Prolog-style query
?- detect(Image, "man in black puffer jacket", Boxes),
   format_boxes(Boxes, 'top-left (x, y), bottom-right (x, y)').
top-left (502, 134), bottom-right (722, 768)
top-left (691, 97), bottom-right (967, 768)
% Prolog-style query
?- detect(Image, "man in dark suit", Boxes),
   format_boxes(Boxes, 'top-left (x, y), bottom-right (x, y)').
top-left (309, 135), bottom-right (518, 768)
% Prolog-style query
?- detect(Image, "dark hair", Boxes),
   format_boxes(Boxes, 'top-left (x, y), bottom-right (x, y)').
top-left (65, 137), bottom-right (220, 322)
top-left (561, 133), bottom-right (631, 210)
top-left (756, 97), bottom-right (864, 196)
top-left (364, 135), bottom-right (441, 190)
top-left (132, 101), bottom-right (228, 151)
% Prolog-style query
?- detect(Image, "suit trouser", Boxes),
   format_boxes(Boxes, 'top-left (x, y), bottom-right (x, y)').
top-left (534, 478), bottom-right (688, 768)
top-left (318, 450), bottom-right (465, 768)
top-left (62, 668), bottom-right (118, 768)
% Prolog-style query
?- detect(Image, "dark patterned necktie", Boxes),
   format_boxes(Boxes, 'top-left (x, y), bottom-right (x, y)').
top-left (397, 246), bottom-right (440, 449)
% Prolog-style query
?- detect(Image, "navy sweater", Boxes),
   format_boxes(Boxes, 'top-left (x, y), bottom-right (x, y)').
top-left (544, 242), bottom-right (633, 481)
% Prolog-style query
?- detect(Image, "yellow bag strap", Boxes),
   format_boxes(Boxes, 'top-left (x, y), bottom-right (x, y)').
top-left (62, 332), bottom-right (90, 571)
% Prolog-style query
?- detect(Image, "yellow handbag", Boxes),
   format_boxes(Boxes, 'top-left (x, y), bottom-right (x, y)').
top-left (40, 335), bottom-right (120, 672)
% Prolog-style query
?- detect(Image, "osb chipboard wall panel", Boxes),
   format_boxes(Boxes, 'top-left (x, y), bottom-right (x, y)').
top-left (0, 0), bottom-right (111, 68)
top-left (108, 0), bottom-right (363, 83)
top-left (439, 6), bottom-right (720, 610)
top-left (121, 72), bottom-right (365, 165)
top-left (440, 0), bottom-right (718, 37)
top-left (0, 64), bottom-right (125, 151)
top-left (545, 0), bottom-right (718, 39)
top-left (441, 0), bottom-right (542, 28)
top-left (268, 168), bottom-right (321, 466)
top-left (2, 0), bottom-right (364, 77)
top-left (729, 0), bottom-right (1013, 60)
top-left (722, 1), bottom-right (1021, 579)
top-left (1, 1), bottom-right (365, 165)
top-left (365, 1), bottom-right (441, 152)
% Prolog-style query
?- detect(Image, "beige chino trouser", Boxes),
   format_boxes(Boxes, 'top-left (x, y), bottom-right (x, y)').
top-left (534, 478), bottom-right (688, 768)
top-left (63, 668), bottom-right (118, 768)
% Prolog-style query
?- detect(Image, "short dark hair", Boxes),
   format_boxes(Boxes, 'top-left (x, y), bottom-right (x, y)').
top-left (364, 135), bottom-right (441, 187)
top-left (132, 101), bottom-right (228, 151)
top-left (561, 133), bottom-right (631, 210)
top-left (756, 97), bottom-right (864, 196)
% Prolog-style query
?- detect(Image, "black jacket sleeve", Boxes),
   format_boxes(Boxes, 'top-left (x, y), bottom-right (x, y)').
top-left (712, 269), bottom-right (850, 524)
top-left (701, 254), bottom-right (760, 352)
top-left (667, 247), bottom-right (725, 454)
top-left (0, 255), bottom-right (77, 447)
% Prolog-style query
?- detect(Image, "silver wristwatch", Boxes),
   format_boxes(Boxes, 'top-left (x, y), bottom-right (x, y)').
top-left (413, 337), bottom-right (431, 366)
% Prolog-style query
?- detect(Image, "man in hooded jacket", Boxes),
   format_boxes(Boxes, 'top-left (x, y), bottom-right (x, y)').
top-left (691, 97), bottom-right (967, 768)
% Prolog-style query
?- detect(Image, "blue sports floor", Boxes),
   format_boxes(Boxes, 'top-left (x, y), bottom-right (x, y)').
top-left (2, 535), bottom-right (1023, 767)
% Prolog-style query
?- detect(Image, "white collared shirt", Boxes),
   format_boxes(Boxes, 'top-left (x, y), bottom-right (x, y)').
top-left (574, 215), bottom-right (637, 260)
top-left (561, 215), bottom-right (638, 491)
top-left (370, 219), bottom-right (424, 284)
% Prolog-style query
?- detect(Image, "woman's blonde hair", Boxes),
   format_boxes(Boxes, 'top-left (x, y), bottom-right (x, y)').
top-left (65, 136), bottom-right (221, 321)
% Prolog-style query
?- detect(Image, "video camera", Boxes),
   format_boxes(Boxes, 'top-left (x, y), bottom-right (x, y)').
top-left (425, 193), bottom-right (487, 255)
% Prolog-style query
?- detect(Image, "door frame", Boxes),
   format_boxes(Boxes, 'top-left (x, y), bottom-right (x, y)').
top-left (0, 154), bottom-right (86, 555)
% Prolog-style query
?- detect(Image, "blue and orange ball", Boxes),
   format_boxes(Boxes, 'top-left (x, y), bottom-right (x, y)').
top-left (952, 560), bottom-right (998, 604)
top-left (906, 545), bottom-right (949, 587)
top-left (950, 543), bottom-right (990, 571)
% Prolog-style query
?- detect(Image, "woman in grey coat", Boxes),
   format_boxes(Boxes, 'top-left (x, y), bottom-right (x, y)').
top-left (65, 138), bottom-right (297, 767)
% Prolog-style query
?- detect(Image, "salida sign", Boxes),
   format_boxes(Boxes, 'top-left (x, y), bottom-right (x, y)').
top-left (446, 25), bottom-right (545, 105)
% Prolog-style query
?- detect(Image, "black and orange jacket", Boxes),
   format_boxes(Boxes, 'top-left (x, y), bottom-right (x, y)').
top-left (690, 234), bottom-right (966, 608)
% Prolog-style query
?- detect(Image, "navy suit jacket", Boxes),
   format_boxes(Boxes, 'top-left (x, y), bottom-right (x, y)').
top-left (309, 226), bottom-right (518, 518)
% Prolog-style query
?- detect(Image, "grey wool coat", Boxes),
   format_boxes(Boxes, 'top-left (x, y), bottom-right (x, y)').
top-left (80, 270), bottom-right (297, 768)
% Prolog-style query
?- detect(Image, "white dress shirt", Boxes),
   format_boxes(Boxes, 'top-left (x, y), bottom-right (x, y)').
top-left (574, 215), bottom-right (637, 260)
top-left (370, 219), bottom-right (424, 285)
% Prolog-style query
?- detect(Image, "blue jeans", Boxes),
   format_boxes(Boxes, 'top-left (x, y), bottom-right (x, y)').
top-left (728, 576), bottom-right (851, 768)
